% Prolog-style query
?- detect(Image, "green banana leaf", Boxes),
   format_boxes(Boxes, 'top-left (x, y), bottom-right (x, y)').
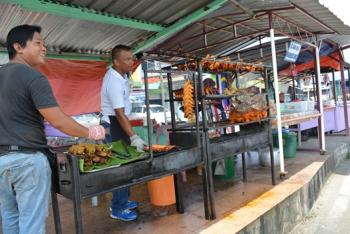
top-left (105, 140), bottom-right (142, 158)
top-left (79, 140), bottom-right (147, 172)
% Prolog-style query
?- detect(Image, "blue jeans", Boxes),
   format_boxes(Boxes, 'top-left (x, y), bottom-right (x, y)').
top-left (101, 120), bottom-right (130, 212)
top-left (111, 187), bottom-right (129, 212)
top-left (0, 152), bottom-right (51, 234)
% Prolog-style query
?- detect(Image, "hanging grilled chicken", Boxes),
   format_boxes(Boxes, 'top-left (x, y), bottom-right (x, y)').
top-left (183, 80), bottom-right (195, 120)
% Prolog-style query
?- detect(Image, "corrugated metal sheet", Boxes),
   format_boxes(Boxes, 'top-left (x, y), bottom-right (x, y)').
top-left (0, 0), bottom-right (349, 60)
top-left (56, 0), bottom-right (211, 25)
top-left (0, 0), bottom-right (211, 55)
top-left (319, 35), bottom-right (350, 48)
top-left (291, 0), bottom-right (350, 35)
top-left (147, 0), bottom-right (350, 58)
top-left (0, 2), bottom-right (153, 54)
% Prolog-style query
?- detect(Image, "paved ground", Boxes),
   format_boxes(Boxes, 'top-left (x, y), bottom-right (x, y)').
top-left (291, 157), bottom-right (350, 234)
top-left (0, 135), bottom-right (348, 234)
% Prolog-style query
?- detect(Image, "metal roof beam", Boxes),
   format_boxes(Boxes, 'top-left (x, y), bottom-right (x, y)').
top-left (291, 3), bottom-right (338, 34)
top-left (342, 44), bottom-right (350, 50)
top-left (180, 28), bottom-right (269, 55)
top-left (272, 12), bottom-right (314, 37)
top-left (3, 0), bottom-right (165, 32)
top-left (132, 0), bottom-right (229, 54)
top-left (229, 0), bottom-right (255, 18)
top-left (160, 12), bottom-right (267, 52)
top-left (274, 29), bottom-right (315, 48)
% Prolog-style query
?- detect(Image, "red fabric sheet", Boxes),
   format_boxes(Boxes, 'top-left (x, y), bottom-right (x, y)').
top-left (38, 59), bottom-right (108, 116)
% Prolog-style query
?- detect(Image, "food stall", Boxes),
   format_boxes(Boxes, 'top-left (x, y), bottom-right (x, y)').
top-left (278, 49), bottom-right (350, 143)
top-left (49, 58), bottom-right (276, 233)
top-left (1, 1), bottom-right (350, 234)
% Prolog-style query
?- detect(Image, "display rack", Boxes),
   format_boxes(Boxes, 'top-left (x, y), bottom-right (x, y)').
top-left (161, 59), bottom-right (276, 219)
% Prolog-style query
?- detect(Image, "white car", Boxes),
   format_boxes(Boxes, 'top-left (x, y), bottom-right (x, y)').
top-left (129, 104), bottom-right (171, 124)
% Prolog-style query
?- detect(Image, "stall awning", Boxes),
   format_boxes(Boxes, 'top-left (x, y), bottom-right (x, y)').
top-left (279, 52), bottom-right (341, 76)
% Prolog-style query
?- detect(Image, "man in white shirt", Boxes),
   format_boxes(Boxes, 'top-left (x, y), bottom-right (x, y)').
top-left (101, 45), bottom-right (145, 221)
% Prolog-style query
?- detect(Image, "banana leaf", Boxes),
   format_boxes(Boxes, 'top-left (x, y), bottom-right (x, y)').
top-left (79, 141), bottom-right (147, 172)
top-left (105, 140), bottom-right (141, 158)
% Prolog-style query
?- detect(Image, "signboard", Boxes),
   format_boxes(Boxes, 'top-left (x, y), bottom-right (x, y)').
top-left (284, 41), bottom-right (302, 63)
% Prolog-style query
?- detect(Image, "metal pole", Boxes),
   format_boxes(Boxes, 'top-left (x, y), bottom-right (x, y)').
top-left (340, 58), bottom-right (349, 135)
top-left (142, 62), bottom-right (153, 160)
top-left (193, 65), bottom-right (200, 147)
top-left (332, 69), bottom-right (337, 104)
top-left (173, 173), bottom-right (184, 213)
top-left (292, 76), bottom-right (296, 100)
top-left (51, 178), bottom-right (62, 234)
top-left (71, 157), bottom-right (83, 234)
top-left (160, 70), bottom-right (167, 126)
top-left (242, 152), bottom-right (247, 182)
top-left (312, 74), bottom-right (318, 104)
top-left (198, 59), bottom-right (216, 220)
top-left (270, 28), bottom-right (285, 173)
top-left (348, 68), bottom-right (350, 88)
top-left (314, 47), bottom-right (326, 153)
top-left (264, 68), bottom-right (276, 185)
top-left (166, 72), bottom-right (176, 130)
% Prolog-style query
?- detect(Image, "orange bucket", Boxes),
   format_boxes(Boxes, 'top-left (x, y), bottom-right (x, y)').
top-left (147, 175), bottom-right (176, 206)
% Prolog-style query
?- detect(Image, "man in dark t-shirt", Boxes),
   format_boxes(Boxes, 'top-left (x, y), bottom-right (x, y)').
top-left (0, 25), bottom-right (105, 234)
top-left (0, 63), bottom-right (58, 149)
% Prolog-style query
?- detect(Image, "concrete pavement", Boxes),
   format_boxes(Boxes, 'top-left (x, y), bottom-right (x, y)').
top-left (291, 158), bottom-right (350, 234)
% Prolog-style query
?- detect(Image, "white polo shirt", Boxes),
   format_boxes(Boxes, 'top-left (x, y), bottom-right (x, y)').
top-left (101, 68), bottom-right (132, 122)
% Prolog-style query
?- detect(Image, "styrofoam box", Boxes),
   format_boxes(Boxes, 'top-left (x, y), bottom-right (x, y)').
top-left (259, 148), bottom-right (280, 166)
top-left (307, 100), bottom-right (315, 111)
top-left (235, 151), bottom-right (260, 168)
top-left (236, 149), bottom-right (280, 168)
top-left (280, 101), bottom-right (312, 113)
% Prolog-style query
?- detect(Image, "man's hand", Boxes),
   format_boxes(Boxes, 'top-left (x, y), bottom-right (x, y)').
top-left (130, 135), bottom-right (146, 152)
top-left (88, 125), bottom-right (106, 140)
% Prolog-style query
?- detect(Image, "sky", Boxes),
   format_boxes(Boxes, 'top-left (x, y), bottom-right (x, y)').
top-left (319, 0), bottom-right (350, 62)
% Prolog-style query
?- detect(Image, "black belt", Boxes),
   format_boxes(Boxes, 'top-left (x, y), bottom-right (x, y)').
top-left (0, 145), bottom-right (39, 152)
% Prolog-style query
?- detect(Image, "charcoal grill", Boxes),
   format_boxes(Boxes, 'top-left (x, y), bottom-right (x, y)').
top-left (51, 146), bottom-right (203, 234)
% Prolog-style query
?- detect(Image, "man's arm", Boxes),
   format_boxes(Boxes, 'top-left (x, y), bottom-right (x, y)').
top-left (39, 106), bottom-right (89, 138)
top-left (115, 108), bottom-right (134, 137)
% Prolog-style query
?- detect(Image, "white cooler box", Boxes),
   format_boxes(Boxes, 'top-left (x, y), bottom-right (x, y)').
top-left (258, 148), bottom-right (280, 166)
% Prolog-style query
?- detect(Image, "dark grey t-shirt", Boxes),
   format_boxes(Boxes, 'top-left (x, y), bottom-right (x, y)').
top-left (0, 63), bottom-right (58, 149)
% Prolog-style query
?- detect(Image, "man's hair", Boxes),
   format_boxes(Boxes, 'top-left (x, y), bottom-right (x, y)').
top-left (6, 24), bottom-right (42, 60)
top-left (111, 44), bottom-right (132, 61)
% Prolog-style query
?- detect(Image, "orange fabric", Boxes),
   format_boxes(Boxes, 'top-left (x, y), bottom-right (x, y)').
top-left (279, 52), bottom-right (341, 76)
top-left (38, 59), bottom-right (108, 116)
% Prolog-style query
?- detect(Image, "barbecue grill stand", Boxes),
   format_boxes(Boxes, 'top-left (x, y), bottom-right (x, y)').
top-left (50, 61), bottom-right (275, 233)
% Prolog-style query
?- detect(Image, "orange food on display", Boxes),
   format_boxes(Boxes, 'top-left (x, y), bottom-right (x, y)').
top-left (144, 144), bottom-right (176, 152)
top-left (176, 56), bottom-right (263, 73)
top-left (68, 144), bottom-right (112, 166)
top-left (183, 80), bottom-right (195, 120)
top-left (229, 109), bottom-right (267, 123)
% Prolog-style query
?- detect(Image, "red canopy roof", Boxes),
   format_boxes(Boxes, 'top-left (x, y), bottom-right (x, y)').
top-left (279, 52), bottom-right (340, 76)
